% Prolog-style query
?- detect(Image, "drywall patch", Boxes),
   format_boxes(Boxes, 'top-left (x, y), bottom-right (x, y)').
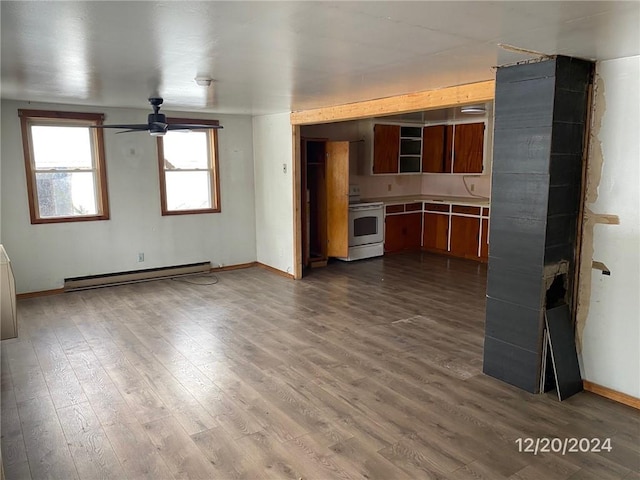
top-left (584, 75), bottom-right (606, 205)
top-left (575, 72), bottom-right (620, 350)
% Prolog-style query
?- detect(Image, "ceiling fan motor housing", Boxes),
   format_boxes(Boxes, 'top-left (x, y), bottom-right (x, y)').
top-left (148, 112), bottom-right (166, 124)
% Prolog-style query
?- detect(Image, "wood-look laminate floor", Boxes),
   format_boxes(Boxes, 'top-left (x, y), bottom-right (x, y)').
top-left (1, 252), bottom-right (638, 480)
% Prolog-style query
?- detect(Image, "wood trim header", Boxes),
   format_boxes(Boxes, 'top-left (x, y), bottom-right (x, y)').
top-left (290, 80), bottom-right (495, 125)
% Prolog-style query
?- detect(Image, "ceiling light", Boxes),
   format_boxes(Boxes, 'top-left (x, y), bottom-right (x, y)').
top-left (461, 105), bottom-right (486, 115)
top-left (194, 76), bottom-right (213, 87)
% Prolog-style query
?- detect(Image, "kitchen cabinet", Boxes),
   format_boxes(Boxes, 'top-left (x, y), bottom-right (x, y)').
top-left (384, 204), bottom-right (422, 253)
top-left (373, 124), bottom-right (400, 174)
top-left (421, 202), bottom-right (489, 262)
top-left (452, 123), bottom-right (485, 173)
top-left (422, 125), bottom-right (447, 173)
top-left (480, 217), bottom-right (489, 259)
top-left (399, 127), bottom-right (422, 173)
top-left (374, 121), bottom-right (484, 175)
top-left (373, 125), bottom-right (422, 174)
top-left (428, 122), bottom-right (485, 174)
top-left (450, 215), bottom-right (480, 259)
top-left (422, 203), bottom-right (449, 252)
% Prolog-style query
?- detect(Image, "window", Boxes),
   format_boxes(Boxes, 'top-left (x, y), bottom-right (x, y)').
top-left (19, 110), bottom-right (109, 224)
top-left (156, 118), bottom-right (220, 215)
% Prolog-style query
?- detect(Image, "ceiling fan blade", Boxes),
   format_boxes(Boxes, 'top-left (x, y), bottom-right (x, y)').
top-left (90, 124), bottom-right (150, 130)
top-left (115, 129), bottom-right (150, 134)
top-left (167, 123), bottom-right (223, 131)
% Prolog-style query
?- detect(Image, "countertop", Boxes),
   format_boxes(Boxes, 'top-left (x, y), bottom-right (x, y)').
top-left (361, 194), bottom-right (490, 207)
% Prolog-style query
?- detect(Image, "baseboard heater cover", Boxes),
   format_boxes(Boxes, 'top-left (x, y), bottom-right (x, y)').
top-left (64, 262), bottom-right (211, 291)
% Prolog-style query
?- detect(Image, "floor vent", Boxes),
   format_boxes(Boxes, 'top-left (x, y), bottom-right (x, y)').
top-left (64, 262), bottom-right (211, 292)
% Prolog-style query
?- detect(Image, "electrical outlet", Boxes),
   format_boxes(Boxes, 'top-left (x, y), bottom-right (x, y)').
top-left (138, 252), bottom-right (144, 262)
top-left (388, 184), bottom-right (392, 191)
top-left (470, 184), bottom-right (475, 192)
top-left (283, 163), bottom-right (287, 174)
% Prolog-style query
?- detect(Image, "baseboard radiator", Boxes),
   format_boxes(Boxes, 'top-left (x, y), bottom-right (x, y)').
top-left (64, 262), bottom-right (211, 292)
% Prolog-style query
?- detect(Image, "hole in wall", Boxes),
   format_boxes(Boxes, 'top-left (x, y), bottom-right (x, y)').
top-left (546, 273), bottom-right (568, 309)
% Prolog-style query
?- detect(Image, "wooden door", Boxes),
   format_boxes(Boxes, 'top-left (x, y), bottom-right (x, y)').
top-left (373, 124), bottom-right (400, 174)
top-left (422, 125), bottom-right (446, 173)
top-left (453, 123), bottom-right (485, 173)
top-left (326, 141), bottom-right (349, 258)
top-left (423, 213), bottom-right (449, 251)
top-left (450, 215), bottom-right (481, 259)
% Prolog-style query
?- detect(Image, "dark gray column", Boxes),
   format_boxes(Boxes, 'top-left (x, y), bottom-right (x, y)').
top-left (483, 56), bottom-right (593, 393)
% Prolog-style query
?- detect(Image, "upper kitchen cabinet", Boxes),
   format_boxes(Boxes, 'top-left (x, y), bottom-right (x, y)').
top-left (372, 124), bottom-right (400, 174)
top-left (451, 122), bottom-right (485, 174)
top-left (422, 125), bottom-right (447, 173)
top-left (373, 124), bottom-right (423, 174)
top-left (374, 121), bottom-right (486, 175)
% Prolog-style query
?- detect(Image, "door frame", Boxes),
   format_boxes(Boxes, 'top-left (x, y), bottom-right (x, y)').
top-left (290, 80), bottom-right (496, 279)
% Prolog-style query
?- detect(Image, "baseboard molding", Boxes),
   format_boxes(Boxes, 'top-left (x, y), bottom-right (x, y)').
top-left (210, 261), bottom-right (257, 273)
top-left (583, 380), bottom-right (640, 410)
top-left (64, 262), bottom-right (211, 291)
top-left (257, 262), bottom-right (295, 279)
top-left (16, 261), bottom-right (291, 298)
top-left (16, 288), bottom-right (65, 300)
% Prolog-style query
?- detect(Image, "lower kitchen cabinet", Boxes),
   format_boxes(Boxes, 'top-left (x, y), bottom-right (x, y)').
top-left (405, 213), bottom-right (422, 250)
top-left (422, 213), bottom-right (449, 252)
top-left (481, 218), bottom-right (489, 259)
top-left (450, 215), bottom-right (481, 259)
top-left (386, 201), bottom-right (489, 261)
top-left (384, 215), bottom-right (405, 253)
top-left (384, 211), bottom-right (422, 253)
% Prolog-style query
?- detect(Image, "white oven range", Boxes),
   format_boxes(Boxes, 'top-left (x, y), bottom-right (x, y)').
top-left (336, 201), bottom-right (384, 261)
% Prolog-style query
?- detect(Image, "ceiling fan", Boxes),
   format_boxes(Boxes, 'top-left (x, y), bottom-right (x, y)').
top-left (92, 97), bottom-right (222, 136)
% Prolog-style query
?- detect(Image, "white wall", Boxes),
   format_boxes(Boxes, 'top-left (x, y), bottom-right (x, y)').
top-left (0, 100), bottom-right (256, 293)
top-left (252, 113), bottom-right (294, 274)
top-left (579, 56), bottom-right (640, 398)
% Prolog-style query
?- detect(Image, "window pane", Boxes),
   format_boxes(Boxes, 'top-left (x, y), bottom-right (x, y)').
top-left (165, 171), bottom-right (211, 210)
top-left (35, 172), bottom-right (97, 217)
top-left (31, 125), bottom-right (93, 169)
top-left (163, 131), bottom-right (208, 169)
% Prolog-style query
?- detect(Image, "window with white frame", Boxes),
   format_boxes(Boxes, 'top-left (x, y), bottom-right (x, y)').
top-left (156, 118), bottom-right (220, 215)
top-left (19, 110), bottom-right (110, 224)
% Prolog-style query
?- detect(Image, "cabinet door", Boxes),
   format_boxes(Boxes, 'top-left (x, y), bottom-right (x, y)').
top-left (422, 213), bottom-right (449, 252)
top-left (384, 215), bottom-right (405, 253)
top-left (373, 124), bottom-right (400, 174)
top-left (422, 125), bottom-right (446, 173)
top-left (326, 142), bottom-right (349, 258)
top-left (453, 123), bottom-right (484, 173)
top-left (444, 125), bottom-right (454, 173)
top-left (480, 218), bottom-right (489, 260)
top-left (404, 213), bottom-right (423, 250)
top-left (450, 215), bottom-right (481, 259)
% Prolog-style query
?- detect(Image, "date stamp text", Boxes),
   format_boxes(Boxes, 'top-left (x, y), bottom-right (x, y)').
top-left (515, 437), bottom-right (612, 455)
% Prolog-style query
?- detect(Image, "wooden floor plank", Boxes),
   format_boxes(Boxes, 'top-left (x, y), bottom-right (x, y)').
top-left (103, 421), bottom-right (175, 480)
top-left (17, 396), bottom-right (79, 480)
top-left (142, 415), bottom-right (218, 480)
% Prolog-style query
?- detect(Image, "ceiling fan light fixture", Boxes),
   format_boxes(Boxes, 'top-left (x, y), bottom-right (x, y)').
top-left (461, 105), bottom-right (486, 115)
top-left (194, 76), bottom-right (214, 87)
top-left (149, 130), bottom-right (165, 137)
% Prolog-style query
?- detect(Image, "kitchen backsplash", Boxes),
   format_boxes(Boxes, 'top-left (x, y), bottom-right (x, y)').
top-left (421, 174), bottom-right (491, 199)
top-left (355, 173), bottom-right (491, 200)
top-left (353, 174), bottom-right (423, 199)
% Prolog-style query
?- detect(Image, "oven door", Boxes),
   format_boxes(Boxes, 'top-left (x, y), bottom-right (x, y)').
top-left (349, 205), bottom-right (383, 247)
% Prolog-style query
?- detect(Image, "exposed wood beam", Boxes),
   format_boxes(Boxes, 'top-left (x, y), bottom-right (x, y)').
top-left (290, 80), bottom-right (495, 125)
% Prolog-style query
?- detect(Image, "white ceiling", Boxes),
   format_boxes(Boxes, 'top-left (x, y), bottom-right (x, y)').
top-left (1, 1), bottom-right (638, 116)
